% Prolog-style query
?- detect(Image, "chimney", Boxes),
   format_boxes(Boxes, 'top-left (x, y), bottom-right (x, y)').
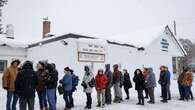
top-left (42, 17), bottom-right (50, 38)
top-left (173, 20), bottom-right (177, 36)
top-left (6, 24), bottom-right (14, 39)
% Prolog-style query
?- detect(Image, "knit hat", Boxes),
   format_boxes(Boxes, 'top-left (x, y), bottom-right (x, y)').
top-left (11, 59), bottom-right (21, 65)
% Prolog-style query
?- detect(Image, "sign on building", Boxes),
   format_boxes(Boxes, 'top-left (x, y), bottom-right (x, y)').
top-left (77, 41), bottom-right (106, 62)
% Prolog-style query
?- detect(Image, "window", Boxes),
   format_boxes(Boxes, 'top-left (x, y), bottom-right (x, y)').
top-left (0, 60), bottom-right (7, 73)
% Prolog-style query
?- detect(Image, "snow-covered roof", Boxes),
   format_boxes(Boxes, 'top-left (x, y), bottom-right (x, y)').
top-left (77, 38), bottom-right (108, 46)
top-left (104, 25), bottom-right (165, 47)
top-left (0, 34), bottom-right (28, 48)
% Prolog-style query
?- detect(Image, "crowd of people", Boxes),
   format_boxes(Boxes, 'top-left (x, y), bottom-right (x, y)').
top-left (1, 59), bottom-right (194, 110)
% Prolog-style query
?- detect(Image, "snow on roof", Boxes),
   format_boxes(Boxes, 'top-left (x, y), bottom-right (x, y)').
top-left (0, 34), bottom-right (28, 48)
top-left (103, 25), bottom-right (166, 47)
top-left (77, 38), bottom-right (108, 46)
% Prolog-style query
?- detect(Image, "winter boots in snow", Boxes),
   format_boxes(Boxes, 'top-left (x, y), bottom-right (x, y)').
top-left (113, 97), bottom-right (121, 103)
top-left (96, 102), bottom-right (105, 108)
top-left (136, 98), bottom-right (144, 106)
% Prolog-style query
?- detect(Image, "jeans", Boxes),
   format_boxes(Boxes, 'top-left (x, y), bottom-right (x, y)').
top-left (124, 88), bottom-right (129, 98)
top-left (113, 82), bottom-right (121, 98)
top-left (46, 89), bottom-right (56, 110)
top-left (63, 90), bottom-right (72, 109)
top-left (37, 90), bottom-right (48, 109)
top-left (178, 83), bottom-right (184, 99)
top-left (6, 91), bottom-right (18, 110)
top-left (105, 87), bottom-right (112, 104)
top-left (162, 85), bottom-right (168, 101)
top-left (86, 93), bottom-right (92, 108)
top-left (97, 89), bottom-right (105, 105)
top-left (166, 84), bottom-right (171, 99)
top-left (148, 87), bottom-right (155, 102)
top-left (137, 90), bottom-right (144, 104)
top-left (19, 98), bottom-right (34, 110)
top-left (70, 91), bottom-right (74, 107)
top-left (184, 86), bottom-right (190, 100)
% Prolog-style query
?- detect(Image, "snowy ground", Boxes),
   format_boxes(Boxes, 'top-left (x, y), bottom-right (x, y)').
top-left (0, 76), bottom-right (194, 110)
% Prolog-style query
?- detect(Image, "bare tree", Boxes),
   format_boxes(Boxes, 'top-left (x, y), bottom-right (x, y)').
top-left (179, 38), bottom-right (195, 67)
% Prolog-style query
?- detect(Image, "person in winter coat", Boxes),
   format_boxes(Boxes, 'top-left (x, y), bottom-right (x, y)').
top-left (70, 69), bottom-right (79, 107)
top-left (60, 67), bottom-right (73, 110)
top-left (2, 59), bottom-right (21, 110)
top-left (146, 68), bottom-right (156, 104)
top-left (81, 65), bottom-right (95, 109)
top-left (133, 69), bottom-right (145, 105)
top-left (143, 68), bottom-right (149, 99)
top-left (178, 70), bottom-right (186, 100)
top-left (51, 63), bottom-right (58, 103)
top-left (36, 61), bottom-right (48, 110)
top-left (123, 69), bottom-right (132, 100)
top-left (15, 61), bottom-right (38, 110)
top-left (182, 70), bottom-right (193, 101)
top-left (104, 64), bottom-right (113, 104)
top-left (165, 67), bottom-right (171, 100)
top-left (95, 69), bottom-right (108, 108)
top-left (45, 63), bottom-right (58, 110)
top-left (158, 65), bottom-right (169, 103)
top-left (113, 64), bottom-right (123, 103)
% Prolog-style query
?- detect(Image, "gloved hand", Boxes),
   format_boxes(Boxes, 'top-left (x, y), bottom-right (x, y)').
top-left (119, 84), bottom-right (123, 88)
top-left (81, 81), bottom-right (87, 89)
top-left (3, 87), bottom-right (8, 90)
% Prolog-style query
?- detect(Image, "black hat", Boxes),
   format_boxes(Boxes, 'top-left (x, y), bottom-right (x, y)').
top-left (38, 61), bottom-right (45, 68)
top-left (64, 67), bottom-right (71, 71)
top-left (11, 59), bottom-right (21, 65)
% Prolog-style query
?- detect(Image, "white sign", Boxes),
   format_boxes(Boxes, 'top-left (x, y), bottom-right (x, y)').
top-left (78, 52), bottom-right (105, 62)
top-left (77, 42), bottom-right (106, 54)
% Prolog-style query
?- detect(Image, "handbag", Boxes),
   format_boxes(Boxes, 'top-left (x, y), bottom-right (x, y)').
top-left (57, 85), bottom-right (64, 95)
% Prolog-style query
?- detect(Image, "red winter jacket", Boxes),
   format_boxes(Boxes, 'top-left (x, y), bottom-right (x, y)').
top-left (95, 73), bottom-right (108, 91)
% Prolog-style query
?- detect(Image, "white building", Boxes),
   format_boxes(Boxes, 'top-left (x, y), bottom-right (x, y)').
top-left (0, 35), bottom-right (27, 73)
top-left (0, 25), bottom-right (186, 79)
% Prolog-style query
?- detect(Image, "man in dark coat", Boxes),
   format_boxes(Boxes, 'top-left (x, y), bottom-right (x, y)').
top-left (123, 69), bottom-right (132, 100)
top-left (158, 66), bottom-right (169, 103)
top-left (45, 63), bottom-right (58, 110)
top-left (133, 69), bottom-right (145, 105)
top-left (15, 61), bottom-right (38, 110)
top-left (36, 61), bottom-right (48, 110)
top-left (104, 64), bottom-right (113, 104)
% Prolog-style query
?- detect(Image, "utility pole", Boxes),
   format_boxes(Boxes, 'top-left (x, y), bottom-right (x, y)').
top-left (0, 0), bottom-right (8, 34)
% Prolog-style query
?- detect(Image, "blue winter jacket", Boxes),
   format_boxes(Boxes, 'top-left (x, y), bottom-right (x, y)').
top-left (62, 73), bottom-right (73, 91)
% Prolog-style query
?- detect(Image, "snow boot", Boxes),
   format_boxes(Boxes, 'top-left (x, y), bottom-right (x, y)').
top-left (84, 105), bottom-right (91, 109)
top-left (160, 99), bottom-right (168, 103)
top-left (125, 96), bottom-right (129, 100)
top-left (136, 98), bottom-right (141, 105)
top-left (113, 97), bottom-right (120, 103)
top-left (96, 102), bottom-right (101, 107)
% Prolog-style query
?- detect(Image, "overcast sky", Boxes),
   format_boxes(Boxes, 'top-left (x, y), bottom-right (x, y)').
top-left (2, 0), bottom-right (195, 42)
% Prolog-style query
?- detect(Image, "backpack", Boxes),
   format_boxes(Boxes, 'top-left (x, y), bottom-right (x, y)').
top-left (88, 77), bottom-right (95, 88)
top-left (72, 75), bottom-right (79, 91)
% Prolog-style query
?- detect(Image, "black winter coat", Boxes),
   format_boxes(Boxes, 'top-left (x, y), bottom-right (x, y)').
top-left (158, 71), bottom-right (169, 86)
top-left (133, 73), bottom-right (145, 90)
top-left (45, 69), bottom-right (58, 89)
top-left (15, 61), bottom-right (38, 99)
top-left (123, 73), bottom-right (132, 89)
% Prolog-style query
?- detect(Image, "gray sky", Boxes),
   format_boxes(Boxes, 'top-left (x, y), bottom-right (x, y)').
top-left (2, 0), bottom-right (195, 42)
